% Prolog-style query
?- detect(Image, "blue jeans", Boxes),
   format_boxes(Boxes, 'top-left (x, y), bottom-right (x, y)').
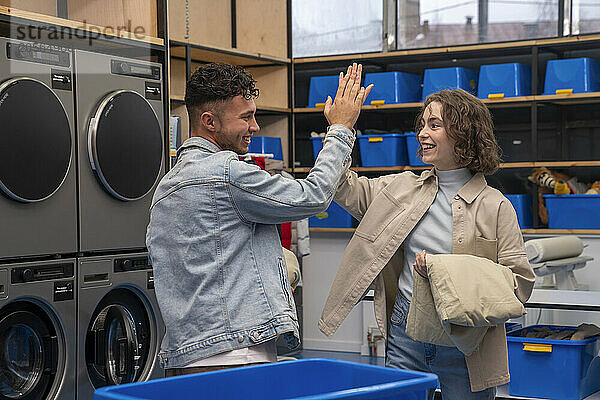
top-left (386, 292), bottom-right (496, 400)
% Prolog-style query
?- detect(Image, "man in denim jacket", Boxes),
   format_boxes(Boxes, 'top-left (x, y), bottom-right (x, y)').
top-left (147, 62), bottom-right (371, 375)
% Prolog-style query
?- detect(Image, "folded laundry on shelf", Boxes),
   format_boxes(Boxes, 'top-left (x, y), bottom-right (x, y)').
top-left (531, 255), bottom-right (593, 277)
top-left (517, 323), bottom-right (600, 341)
top-left (525, 236), bottom-right (584, 263)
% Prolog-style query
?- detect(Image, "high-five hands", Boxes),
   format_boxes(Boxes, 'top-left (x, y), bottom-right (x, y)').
top-left (414, 249), bottom-right (427, 278)
top-left (324, 63), bottom-right (373, 131)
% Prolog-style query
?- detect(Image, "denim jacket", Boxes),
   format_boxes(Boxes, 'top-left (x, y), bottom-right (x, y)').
top-left (146, 124), bottom-right (354, 368)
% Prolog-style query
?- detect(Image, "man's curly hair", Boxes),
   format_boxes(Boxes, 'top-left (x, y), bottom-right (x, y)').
top-left (415, 89), bottom-right (502, 175)
top-left (185, 63), bottom-right (259, 130)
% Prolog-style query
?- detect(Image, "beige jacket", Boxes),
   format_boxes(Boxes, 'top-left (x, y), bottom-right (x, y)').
top-left (406, 253), bottom-right (526, 356)
top-left (319, 168), bottom-right (535, 391)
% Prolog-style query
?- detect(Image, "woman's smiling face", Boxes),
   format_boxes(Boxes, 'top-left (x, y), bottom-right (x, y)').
top-left (417, 101), bottom-right (459, 171)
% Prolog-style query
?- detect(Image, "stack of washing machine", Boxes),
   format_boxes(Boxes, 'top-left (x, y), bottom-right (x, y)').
top-left (0, 38), bottom-right (166, 400)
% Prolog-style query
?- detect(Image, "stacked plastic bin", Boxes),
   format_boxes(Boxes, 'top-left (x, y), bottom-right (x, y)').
top-left (504, 194), bottom-right (533, 229)
top-left (421, 67), bottom-right (478, 100)
top-left (478, 63), bottom-right (532, 99)
top-left (248, 136), bottom-right (283, 160)
top-left (543, 57), bottom-right (600, 95)
top-left (363, 71), bottom-right (422, 105)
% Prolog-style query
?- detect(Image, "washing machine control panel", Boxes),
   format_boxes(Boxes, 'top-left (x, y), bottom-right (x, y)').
top-left (114, 256), bottom-right (152, 272)
top-left (111, 60), bottom-right (160, 80)
top-left (6, 42), bottom-right (71, 67)
top-left (11, 262), bottom-right (74, 283)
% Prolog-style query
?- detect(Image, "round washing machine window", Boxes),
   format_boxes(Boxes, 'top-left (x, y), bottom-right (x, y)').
top-left (0, 302), bottom-right (62, 400)
top-left (88, 90), bottom-right (163, 201)
top-left (0, 77), bottom-right (71, 203)
top-left (85, 287), bottom-right (154, 388)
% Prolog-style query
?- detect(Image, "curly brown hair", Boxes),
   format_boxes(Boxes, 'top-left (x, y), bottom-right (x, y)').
top-left (414, 89), bottom-right (501, 174)
top-left (185, 63), bottom-right (259, 130)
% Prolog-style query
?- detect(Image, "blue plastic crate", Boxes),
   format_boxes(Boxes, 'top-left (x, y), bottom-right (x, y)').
top-left (310, 136), bottom-right (325, 162)
top-left (543, 194), bottom-right (600, 229)
top-left (403, 132), bottom-right (429, 167)
top-left (364, 71), bottom-right (423, 105)
top-left (248, 136), bottom-right (283, 160)
top-left (505, 322), bottom-right (522, 333)
top-left (421, 67), bottom-right (478, 101)
top-left (505, 194), bottom-right (533, 229)
top-left (358, 133), bottom-right (408, 167)
top-left (507, 325), bottom-right (600, 400)
top-left (543, 57), bottom-right (600, 95)
top-left (309, 202), bottom-right (354, 228)
top-left (478, 63), bottom-right (532, 99)
top-left (94, 358), bottom-right (438, 400)
top-left (308, 75), bottom-right (339, 107)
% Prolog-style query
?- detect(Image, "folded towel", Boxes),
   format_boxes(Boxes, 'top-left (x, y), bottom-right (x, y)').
top-left (525, 236), bottom-right (584, 263)
top-left (531, 255), bottom-right (593, 277)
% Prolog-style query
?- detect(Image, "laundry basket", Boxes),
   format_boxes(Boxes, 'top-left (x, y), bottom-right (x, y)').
top-left (94, 358), bottom-right (438, 400)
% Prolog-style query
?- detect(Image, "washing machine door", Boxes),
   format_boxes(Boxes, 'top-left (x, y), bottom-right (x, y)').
top-left (0, 303), bottom-right (60, 400)
top-left (87, 89), bottom-right (163, 201)
top-left (86, 288), bottom-right (152, 388)
top-left (0, 77), bottom-right (71, 203)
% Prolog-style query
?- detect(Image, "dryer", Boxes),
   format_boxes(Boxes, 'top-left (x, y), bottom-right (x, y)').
top-left (0, 258), bottom-right (76, 400)
top-left (77, 252), bottom-right (164, 399)
top-left (74, 50), bottom-right (165, 253)
top-left (0, 38), bottom-right (77, 259)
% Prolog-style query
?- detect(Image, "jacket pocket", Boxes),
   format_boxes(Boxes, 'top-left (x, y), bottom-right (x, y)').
top-left (355, 190), bottom-right (405, 242)
top-left (475, 236), bottom-right (498, 263)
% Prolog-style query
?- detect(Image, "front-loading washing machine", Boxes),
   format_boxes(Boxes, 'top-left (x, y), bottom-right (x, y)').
top-left (77, 252), bottom-right (164, 399)
top-left (0, 38), bottom-right (77, 260)
top-left (0, 258), bottom-right (76, 400)
top-left (74, 50), bottom-right (165, 253)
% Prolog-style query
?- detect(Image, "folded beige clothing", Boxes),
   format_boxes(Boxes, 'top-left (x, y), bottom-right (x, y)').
top-left (525, 236), bottom-right (584, 263)
top-left (407, 254), bottom-right (526, 356)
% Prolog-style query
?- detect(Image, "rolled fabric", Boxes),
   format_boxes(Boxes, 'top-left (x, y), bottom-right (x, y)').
top-left (525, 236), bottom-right (584, 263)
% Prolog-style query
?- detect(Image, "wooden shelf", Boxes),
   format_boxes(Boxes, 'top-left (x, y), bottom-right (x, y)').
top-left (170, 40), bottom-right (290, 66)
top-left (0, 6), bottom-right (164, 46)
top-left (310, 227), bottom-right (356, 233)
top-left (292, 161), bottom-right (600, 174)
top-left (170, 95), bottom-right (185, 103)
top-left (294, 93), bottom-right (600, 114)
top-left (293, 34), bottom-right (600, 65)
top-left (311, 227), bottom-right (600, 235)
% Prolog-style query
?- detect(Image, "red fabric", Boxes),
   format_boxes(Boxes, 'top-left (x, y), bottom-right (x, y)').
top-left (281, 222), bottom-right (291, 249)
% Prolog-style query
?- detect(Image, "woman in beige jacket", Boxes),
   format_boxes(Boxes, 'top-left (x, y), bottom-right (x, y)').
top-left (320, 89), bottom-right (535, 400)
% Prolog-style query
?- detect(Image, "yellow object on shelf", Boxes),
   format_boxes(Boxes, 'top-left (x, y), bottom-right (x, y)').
top-left (370, 100), bottom-right (385, 106)
top-left (554, 181), bottom-right (571, 195)
top-left (556, 88), bottom-right (574, 95)
top-left (368, 137), bottom-right (383, 142)
top-left (523, 343), bottom-right (552, 353)
top-left (488, 93), bottom-right (505, 99)
top-left (315, 103), bottom-right (326, 108)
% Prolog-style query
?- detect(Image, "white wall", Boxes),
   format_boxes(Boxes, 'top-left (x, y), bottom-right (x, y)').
top-left (302, 232), bottom-right (600, 353)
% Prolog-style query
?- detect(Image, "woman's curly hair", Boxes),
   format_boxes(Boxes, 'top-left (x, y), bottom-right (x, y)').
top-left (185, 63), bottom-right (259, 129)
top-left (414, 89), bottom-right (501, 175)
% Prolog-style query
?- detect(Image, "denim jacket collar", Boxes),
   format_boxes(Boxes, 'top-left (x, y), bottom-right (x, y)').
top-left (177, 136), bottom-right (221, 156)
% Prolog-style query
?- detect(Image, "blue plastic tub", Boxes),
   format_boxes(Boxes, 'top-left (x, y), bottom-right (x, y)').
top-left (543, 57), bottom-right (600, 95)
top-left (543, 194), bottom-right (600, 229)
top-left (248, 136), bottom-right (283, 160)
top-left (403, 132), bottom-right (429, 167)
top-left (358, 133), bottom-right (408, 167)
top-left (309, 202), bottom-right (354, 228)
top-left (93, 358), bottom-right (438, 400)
top-left (308, 75), bottom-right (339, 107)
top-left (505, 322), bottom-right (522, 333)
top-left (421, 67), bottom-right (478, 101)
top-left (310, 136), bottom-right (325, 162)
top-left (507, 325), bottom-right (600, 400)
top-left (364, 71), bottom-right (423, 105)
top-left (505, 194), bottom-right (533, 229)
top-left (478, 63), bottom-right (532, 99)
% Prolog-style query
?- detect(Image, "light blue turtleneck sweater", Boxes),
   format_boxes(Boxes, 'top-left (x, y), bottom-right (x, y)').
top-left (397, 167), bottom-right (473, 300)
